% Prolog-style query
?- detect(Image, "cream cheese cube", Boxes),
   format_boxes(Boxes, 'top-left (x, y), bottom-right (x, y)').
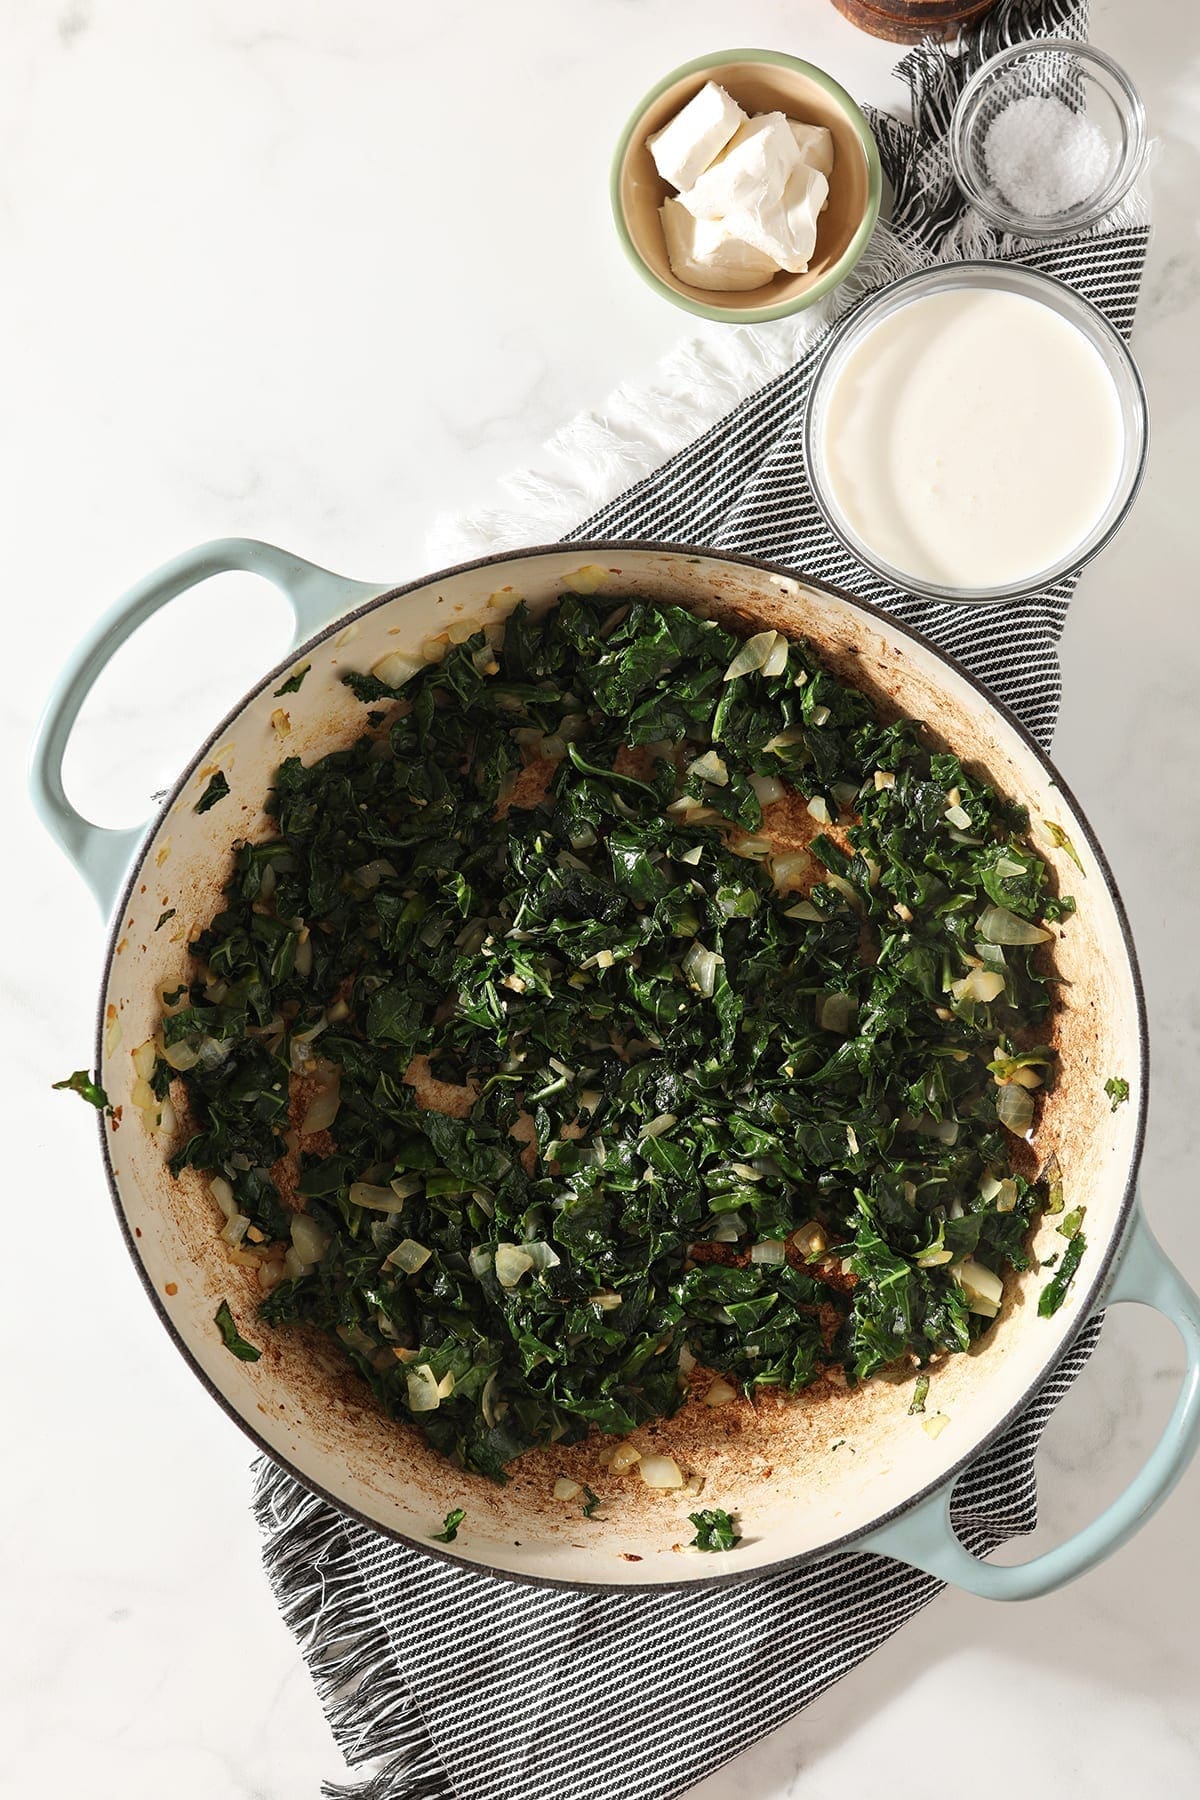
top-left (680, 113), bottom-right (798, 224)
top-left (681, 113), bottom-right (827, 273)
top-left (787, 119), bottom-right (835, 178)
top-left (647, 81), bottom-right (747, 193)
top-left (660, 196), bottom-right (779, 292)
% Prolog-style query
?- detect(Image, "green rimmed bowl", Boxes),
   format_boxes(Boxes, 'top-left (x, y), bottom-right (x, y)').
top-left (611, 48), bottom-right (883, 324)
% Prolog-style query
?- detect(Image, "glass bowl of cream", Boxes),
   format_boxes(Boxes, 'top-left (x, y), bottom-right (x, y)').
top-left (804, 263), bottom-right (1148, 605)
top-left (949, 40), bottom-right (1146, 239)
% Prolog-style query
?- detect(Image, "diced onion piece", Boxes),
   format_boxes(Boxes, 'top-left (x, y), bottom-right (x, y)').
top-left (750, 1239), bottom-right (786, 1265)
top-left (761, 633), bottom-right (790, 678)
top-left (770, 851), bottom-right (811, 891)
top-left (764, 727), bottom-right (807, 753)
top-left (749, 774), bottom-right (785, 806)
top-left (785, 899), bottom-right (824, 922)
top-left (1010, 1066), bottom-right (1043, 1089)
top-left (389, 1238), bottom-right (433, 1274)
top-left (951, 967), bottom-right (1006, 1005)
top-left (874, 770), bottom-right (896, 791)
top-left (523, 1239), bottom-right (561, 1271)
top-left (682, 940), bottom-right (723, 998)
top-left (291, 1212), bottom-right (330, 1264)
top-left (406, 1364), bottom-right (441, 1413)
top-left (723, 631), bottom-right (778, 682)
top-left (705, 1378), bottom-right (738, 1407)
top-left (282, 1245), bottom-right (312, 1281)
top-left (825, 873), bottom-right (862, 912)
top-left (610, 1442), bottom-right (642, 1474)
top-left (917, 1247), bottom-right (954, 1268)
top-left (675, 844), bottom-right (704, 866)
top-left (641, 1112), bottom-right (677, 1140)
top-left (730, 834), bottom-right (772, 861)
top-left (677, 1343), bottom-right (697, 1379)
top-left (665, 795), bottom-right (718, 824)
top-left (301, 1077), bottom-right (341, 1135)
top-left (977, 905), bottom-right (1052, 946)
top-left (553, 1477), bottom-right (582, 1502)
top-left (131, 1077), bottom-right (155, 1110)
top-left (994, 1179), bottom-right (1018, 1213)
top-left (945, 803), bottom-right (972, 830)
top-left (480, 1368), bottom-right (502, 1427)
top-left (792, 1223), bottom-right (827, 1259)
top-left (258, 1254), bottom-right (286, 1293)
top-left (996, 855), bottom-right (1028, 878)
top-left (468, 1246), bottom-right (493, 1279)
top-left (997, 1080), bottom-right (1036, 1136)
top-left (390, 1175), bottom-right (422, 1202)
top-left (590, 1290), bottom-right (623, 1311)
top-left (687, 749), bottom-right (728, 787)
top-left (638, 1453), bottom-right (685, 1490)
top-left (221, 1211), bottom-right (251, 1247)
top-left (208, 1176), bottom-right (236, 1221)
top-left (711, 1222), bottom-right (741, 1244)
top-left (161, 1037), bottom-right (200, 1072)
top-left (132, 1040), bottom-right (157, 1081)
top-left (494, 1243), bottom-right (534, 1287)
top-left (371, 649), bottom-right (419, 688)
top-left (350, 1181), bottom-right (408, 1214)
top-left (956, 1258), bottom-right (1005, 1314)
top-left (922, 1413), bottom-right (950, 1439)
top-left (818, 992), bottom-right (858, 1034)
top-left (436, 1369), bottom-right (456, 1399)
top-left (810, 705), bottom-right (831, 727)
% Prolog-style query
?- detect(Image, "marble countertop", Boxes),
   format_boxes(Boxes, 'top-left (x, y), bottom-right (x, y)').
top-left (5, 1), bottom-right (1199, 1795)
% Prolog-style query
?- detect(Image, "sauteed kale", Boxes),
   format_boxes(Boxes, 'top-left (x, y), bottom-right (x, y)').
top-left (159, 591), bottom-right (1073, 1481)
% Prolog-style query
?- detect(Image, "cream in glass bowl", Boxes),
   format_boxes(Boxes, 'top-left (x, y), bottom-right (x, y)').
top-left (804, 263), bottom-right (1148, 605)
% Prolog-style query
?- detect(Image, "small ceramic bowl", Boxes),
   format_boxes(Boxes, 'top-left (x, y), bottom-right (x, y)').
top-left (611, 48), bottom-right (882, 324)
top-left (949, 40), bottom-right (1146, 239)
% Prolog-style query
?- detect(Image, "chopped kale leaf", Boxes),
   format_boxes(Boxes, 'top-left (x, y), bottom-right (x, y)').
top-left (688, 1508), bottom-right (741, 1552)
top-left (214, 1298), bottom-right (261, 1360)
top-left (52, 1069), bottom-right (109, 1109)
top-left (432, 1507), bottom-right (466, 1543)
top-left (196, 771), bottom-right (231, 813)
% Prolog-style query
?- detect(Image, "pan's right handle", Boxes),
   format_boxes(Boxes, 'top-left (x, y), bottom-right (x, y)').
top-left (858, 1205), bottom-right (1200, 1599)
top-left (29, 538), bottom-right (384, 916)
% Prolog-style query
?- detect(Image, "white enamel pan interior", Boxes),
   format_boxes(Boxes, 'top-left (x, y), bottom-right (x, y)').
top-left (30, 540), bottom-right (1200, 1596)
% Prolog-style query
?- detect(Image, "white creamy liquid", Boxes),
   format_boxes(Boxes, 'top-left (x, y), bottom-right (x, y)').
top-left (819, 288), bottom-right (1125, 589)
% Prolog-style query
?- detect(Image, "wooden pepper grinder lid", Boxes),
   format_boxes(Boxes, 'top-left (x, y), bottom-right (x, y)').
top-left (831, 0), bottom-right (997, 42)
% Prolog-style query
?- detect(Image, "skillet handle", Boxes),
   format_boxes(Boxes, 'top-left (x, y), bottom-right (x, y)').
top-left (28, 538), bottom-right (383, 917)
top-left (857, 1204), bottom-right (1200, 1599)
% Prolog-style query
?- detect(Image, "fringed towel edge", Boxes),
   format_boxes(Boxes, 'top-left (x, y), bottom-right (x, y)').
top-left (252, 1459), bottom-right (455, 1800)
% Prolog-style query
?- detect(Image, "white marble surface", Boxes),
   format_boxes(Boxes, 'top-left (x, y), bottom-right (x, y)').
top-left (4, 2), bottom-right (1200, 1796)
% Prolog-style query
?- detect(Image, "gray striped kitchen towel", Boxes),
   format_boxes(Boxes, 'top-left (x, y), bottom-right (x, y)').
top-left (254, 4), bottom-right (1150, 1795)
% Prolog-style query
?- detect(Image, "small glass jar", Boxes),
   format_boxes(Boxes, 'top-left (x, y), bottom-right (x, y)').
top-left (949, 39), bottom-right (1146, 239)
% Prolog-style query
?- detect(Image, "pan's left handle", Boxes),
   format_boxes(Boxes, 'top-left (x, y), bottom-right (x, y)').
top-left (29, 538), bottom-right (384, 916)
top-left (856, 1203), bottom-right (1200, 1599)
